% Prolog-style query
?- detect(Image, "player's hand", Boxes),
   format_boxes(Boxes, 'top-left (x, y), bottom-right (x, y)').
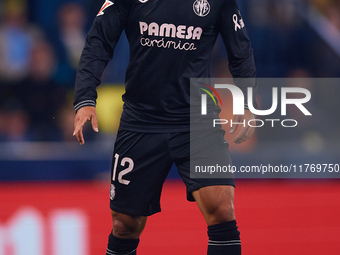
top-left (73, 106), bottom-right (99, 145)
top-left (229, 110), bottom-right (255, 145)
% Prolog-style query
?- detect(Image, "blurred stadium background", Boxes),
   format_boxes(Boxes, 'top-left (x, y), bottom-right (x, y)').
top-left (0, 0), bottom-right (339, 254)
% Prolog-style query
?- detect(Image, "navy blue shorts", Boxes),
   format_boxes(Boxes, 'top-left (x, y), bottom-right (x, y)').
top-left (109, 128), bottom-right (234, 216)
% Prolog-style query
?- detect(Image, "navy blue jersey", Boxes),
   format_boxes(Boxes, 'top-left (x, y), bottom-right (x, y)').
top-left (74, 0), bottom-right (256, 132)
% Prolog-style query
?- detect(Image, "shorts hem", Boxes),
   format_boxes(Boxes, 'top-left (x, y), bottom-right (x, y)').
top-left (110, 203), bottom-right (161, 217)
top-left (186, 180), bottom-right (236, 202)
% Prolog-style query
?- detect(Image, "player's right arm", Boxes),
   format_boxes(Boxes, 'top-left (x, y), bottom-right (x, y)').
top-left (73, 0), bottom-right (130, 144)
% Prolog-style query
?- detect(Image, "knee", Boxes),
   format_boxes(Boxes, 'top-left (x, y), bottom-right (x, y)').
top-left (193, 185), bottom-right (236, 225)
top-left (111, 210), bottom-right (147, 239)
top-left (205, 199), bottom-right (235, 225)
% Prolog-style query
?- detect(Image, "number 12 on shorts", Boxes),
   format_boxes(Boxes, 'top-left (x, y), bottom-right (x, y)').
top-left (112, 153), bottom-right (134, 185)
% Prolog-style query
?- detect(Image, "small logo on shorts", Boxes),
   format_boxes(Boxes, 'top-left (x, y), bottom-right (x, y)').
top-left (139, 0), bottom-right (149, 3)
top-left (193, 0), bottom-right (210, 17)
top-left (110, 184), bottom-right (116, 200)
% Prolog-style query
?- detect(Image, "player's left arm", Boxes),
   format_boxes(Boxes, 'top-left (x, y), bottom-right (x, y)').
top-left (218, 0), bottom-right (257, 144)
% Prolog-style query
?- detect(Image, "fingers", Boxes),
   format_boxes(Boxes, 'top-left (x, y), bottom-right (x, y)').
top-left (72, 106), bottom-right (98, 145)
top-left (229, 115), bottom-right (240, 134)
top-left (75, 126), bottom-right (85, 145)
top-left (91, 113), bottom-right (99, 133)
top-left (233, 125), bottom-right (255, 144)
top-left (231, 110), bottom-right (256, 144)
top-left (233, 125), bottom-right (247, 144)
top-left (73, 115), bottom-right (87, 145)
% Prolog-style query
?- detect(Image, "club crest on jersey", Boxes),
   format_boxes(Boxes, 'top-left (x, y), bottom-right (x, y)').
top-left (193, 0), bottom-right (210, 17)
top-left (97, 0), bottom-right (114, 16)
